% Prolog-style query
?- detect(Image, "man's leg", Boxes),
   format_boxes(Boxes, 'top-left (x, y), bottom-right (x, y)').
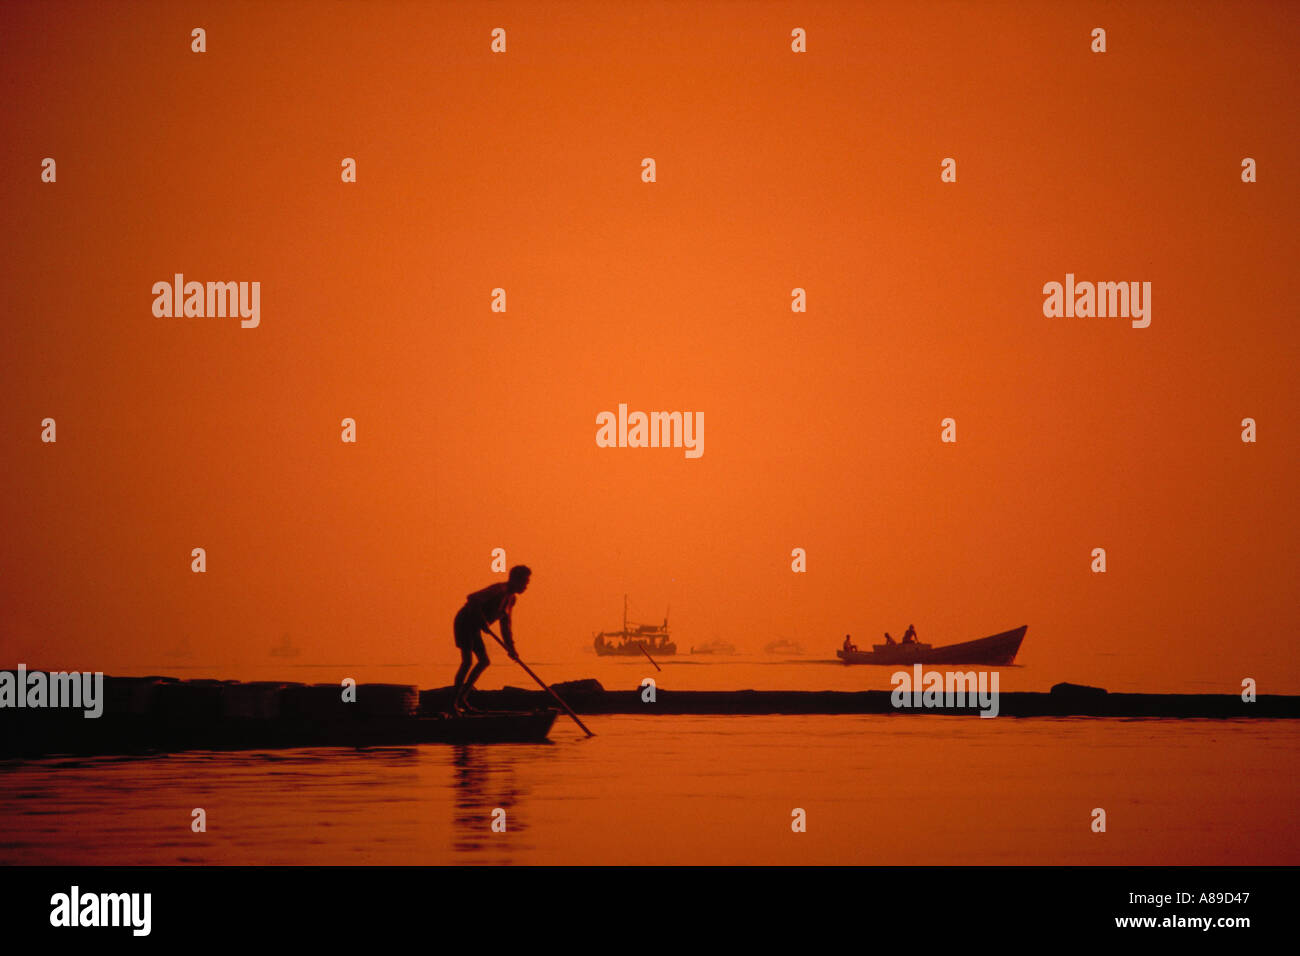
top-left (460, 638), bottom-right (491, 710)
top-left (452, 645), bottom-right (475, 712)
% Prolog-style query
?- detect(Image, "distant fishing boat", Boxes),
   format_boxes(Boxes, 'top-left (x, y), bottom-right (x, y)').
top-left (690, 640), bottom-right (737, 656)
top-left (764, 639), bottom-right (804, 656)
top-left (269, 635), bottom-right (300, 659)
top-left (594, 595), bottom-right (676, 656)
top-left (836, 626), bottom-right (1028, 666)
top-left (164, 638), bottom-right (194, 660)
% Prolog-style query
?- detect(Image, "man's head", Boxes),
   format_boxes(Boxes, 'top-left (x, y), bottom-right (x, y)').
top-left (507, 565), bottom-right (532, 594)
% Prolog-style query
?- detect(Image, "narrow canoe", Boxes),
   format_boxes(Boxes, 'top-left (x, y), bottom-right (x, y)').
top-left (0, 708), bottom-right (559, 758)
top-left (836, 625), bottom-right (1028, 666)
top-left (411, 709), bottom-right (558, 744)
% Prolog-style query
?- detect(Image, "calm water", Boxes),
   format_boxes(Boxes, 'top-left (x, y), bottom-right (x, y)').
top-left (2, 716), bottom-right (1296, 865)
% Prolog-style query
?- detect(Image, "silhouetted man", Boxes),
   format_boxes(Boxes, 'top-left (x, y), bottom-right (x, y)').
top-left (884, 632), bottom-right (897, 645)
top-left (843, 634), bottom-right (857, 653)
top-left (902, 624), bottom-right (917, 644)
top-left (452, 565), bottom-right (530, 714)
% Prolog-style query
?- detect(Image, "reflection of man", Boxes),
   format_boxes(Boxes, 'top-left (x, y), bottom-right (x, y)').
top-left (451, 565), bottom-right (531, 714)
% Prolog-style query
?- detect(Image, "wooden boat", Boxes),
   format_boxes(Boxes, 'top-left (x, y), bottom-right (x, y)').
top-left (594, 594), bottom-right (676, 656)
top-left (764, 639), bottom-right (804, 656)
top-left (0, 708), bottom-right (559, 758)
top-left (269, 634), bottom-right (301, 658)
top-left (836, 625), bottom-right (1028, 666)
top-left (690, 640), bottom-right (737, 655)
top-left (400, 709), bottom-right (558, 744)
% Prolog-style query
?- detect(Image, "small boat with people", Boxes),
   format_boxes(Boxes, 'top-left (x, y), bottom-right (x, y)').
top-left (836, 625), bottom-right (1028, 666)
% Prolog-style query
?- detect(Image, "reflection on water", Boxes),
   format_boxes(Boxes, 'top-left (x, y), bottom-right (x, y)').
top-left (0, 717), bottom-right (1296, 865)
top-left (450, 745), bottom-right (534, 861)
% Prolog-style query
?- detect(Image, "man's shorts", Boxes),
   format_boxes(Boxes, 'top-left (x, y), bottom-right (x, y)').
top-left (454, 608), bottom-right (488, 658)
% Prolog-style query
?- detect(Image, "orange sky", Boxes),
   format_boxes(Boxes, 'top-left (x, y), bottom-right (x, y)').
top-left (1, 0), bottom-right (1297, 690)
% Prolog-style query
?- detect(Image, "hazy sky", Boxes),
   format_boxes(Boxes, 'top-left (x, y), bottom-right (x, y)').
top-left (2, 1), bottom-right (1297, 691)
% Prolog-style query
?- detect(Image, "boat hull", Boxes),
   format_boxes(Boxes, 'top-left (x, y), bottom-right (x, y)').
top-left (407, 709), bottom-right (558, 744)
top-left (0, 709), bottom-right (559, 758)
top-left (836, 626), bottom-right (1027, 666)
top-left (764, 642), bottom-right (804, 656)
top-left (594, 639), bottom-right (677, 657)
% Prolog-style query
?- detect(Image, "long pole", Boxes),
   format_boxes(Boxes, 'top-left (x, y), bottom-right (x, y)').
top-left (636, 641), bottom-right (661, 671)
top-left (481, 625), bottom-right (595, 737)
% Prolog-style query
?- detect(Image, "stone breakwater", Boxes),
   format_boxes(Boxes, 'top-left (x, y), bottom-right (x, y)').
top-left (455, 680), bottom-right (1300, 718)
top-left (2, 676), bottom-right (1295, 759)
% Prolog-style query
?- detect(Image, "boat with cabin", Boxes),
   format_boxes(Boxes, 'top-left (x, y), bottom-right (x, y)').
top-left (593, 595), bottom-right (676, 656)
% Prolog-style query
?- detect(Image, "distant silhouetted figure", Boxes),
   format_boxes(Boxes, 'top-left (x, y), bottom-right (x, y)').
top-left (884, 632), bottom-right (897, 645)
top-left (842, 634), bottom-right (857, 653)
top-left (902, 624), bottom-right (917, 644)
top-left (452, 565), bottom-right (530, 714)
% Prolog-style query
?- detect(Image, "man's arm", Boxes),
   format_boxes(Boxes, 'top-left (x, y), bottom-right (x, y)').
top-left (500, 601), bottom-right (518, 657)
